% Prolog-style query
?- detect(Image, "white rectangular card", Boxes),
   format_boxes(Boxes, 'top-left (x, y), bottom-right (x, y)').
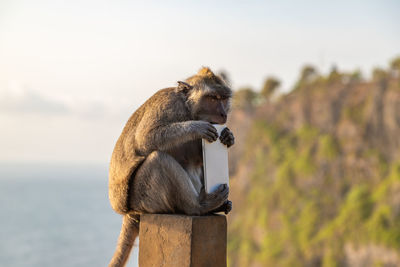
top-left (202, 124), bottom-right (229, 193)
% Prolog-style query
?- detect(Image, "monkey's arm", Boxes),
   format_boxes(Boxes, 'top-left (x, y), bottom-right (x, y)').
top-left (136, 120), bottom-right (219, 154)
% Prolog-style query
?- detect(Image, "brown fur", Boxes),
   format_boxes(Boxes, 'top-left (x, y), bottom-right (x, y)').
top-left (108, 67), bottom-right (234, 267)
top-left (108, 67), bottom-right (231, 214)
top-left (109, 88), bottom-right (188, 214)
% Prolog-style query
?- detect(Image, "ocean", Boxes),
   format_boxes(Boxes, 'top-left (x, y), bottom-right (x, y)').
top-left (0, 163), bottom-right (138, 267)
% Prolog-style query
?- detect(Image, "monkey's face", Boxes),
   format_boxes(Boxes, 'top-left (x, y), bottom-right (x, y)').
top-left (195, 93), bottom-right (230, 124)
top-left (184, 68), bottom-right (232, 124)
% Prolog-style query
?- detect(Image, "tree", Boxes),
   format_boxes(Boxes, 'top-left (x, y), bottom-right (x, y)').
top-left (300, 65), bottom-right (317, 82)
top-left (390, 57), bottom-right (400, 71)
top-left (261, 77), bottom-right (280, 100)
top-left (350, 69), bottom-right (363, 83)
top-left (293, 65), bottom-right (318, 91)
top-left (327, 64), bottom-right (341, 83)
top-left (372, 67), bottom-right (387, 80)
top-left (390, 57), bottom-right (400, 78)
top-left (372, 68), bottom-right (388, 88)
top-left (233, 87), bottom-right (257, 110)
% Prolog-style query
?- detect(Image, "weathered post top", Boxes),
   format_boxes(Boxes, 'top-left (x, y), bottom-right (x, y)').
top-left (139, 214), bottom-right (227, 267)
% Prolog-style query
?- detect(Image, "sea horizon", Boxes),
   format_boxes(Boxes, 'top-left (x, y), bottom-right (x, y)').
top-left (0, 162), bottom-right (139, 267)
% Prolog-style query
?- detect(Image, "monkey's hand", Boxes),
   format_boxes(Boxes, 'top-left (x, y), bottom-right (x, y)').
top-left (220, 127), bottom-right (235, 147)
top-left (191, 121), bottom-right (219, 143)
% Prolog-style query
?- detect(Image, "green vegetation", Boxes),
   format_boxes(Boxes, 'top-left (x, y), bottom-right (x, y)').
top-left (390, 56), bottom-right (400, 71)
top-left (261, 77), bottom-right (280, 100)
top-left (228, 57), bottom-right (400, 266)
top-left (232, 87), bottom-right (258, 110)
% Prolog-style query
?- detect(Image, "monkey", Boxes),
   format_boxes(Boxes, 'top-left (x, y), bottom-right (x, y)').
top-left (108, 67), bottom-right (235, 267)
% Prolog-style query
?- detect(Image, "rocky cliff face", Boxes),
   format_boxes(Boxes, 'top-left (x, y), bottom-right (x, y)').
top-left (226, 59), bottom-right (400, 267)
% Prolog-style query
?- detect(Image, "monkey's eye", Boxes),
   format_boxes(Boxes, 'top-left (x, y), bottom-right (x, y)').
top-left (206, 95), bottom-right (218, 101)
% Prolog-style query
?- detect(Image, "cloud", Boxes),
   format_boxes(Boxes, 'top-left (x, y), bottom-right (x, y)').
top-left (0, 88), bottom-right (69, 115)
top-left (72, 101), bottom-right (107, 119)
top-left (0, 86), bottom-right (115, 120)
top-left (0, 85), bottom-right (130, 163)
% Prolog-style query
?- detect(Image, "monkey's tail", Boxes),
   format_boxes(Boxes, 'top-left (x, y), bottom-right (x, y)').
top-left (108, 213), bottom-right (140, 267)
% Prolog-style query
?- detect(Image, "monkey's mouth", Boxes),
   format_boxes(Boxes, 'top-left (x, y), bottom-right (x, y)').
top-left (209, 117), bottom-right (227, 125)
top-left (202, 114), bottom-right (227, 125)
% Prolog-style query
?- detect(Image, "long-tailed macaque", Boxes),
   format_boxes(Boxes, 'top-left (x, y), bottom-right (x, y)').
top-left (108, 67), bottom-right (235, 267)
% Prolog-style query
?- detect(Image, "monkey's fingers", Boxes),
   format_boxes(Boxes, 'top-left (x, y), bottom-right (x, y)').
top-left (227, 135), bottom-right (235, 147)
top-left (224, 200), bottom-right (232, 214)
top-left (215, 183), bottom-right (228, 192)
top-left (220, 132), bottom-right (235, 147)
top-left (216, 184), bottom-right (229, 200)
top-left (206, 123), bottom-right (219, 139)
top-left (220, 127), bottom-right (230, 136)
top-left (219, 132), bottom-right (230, 142)
top-left (204, 132), bottom-right (218, 142)
top-left (220, 127), bottom-right (234, 144)
top-left (220, 130), bottom-right (228, 139)
top-left (203, 124), bottom-right (218, 142)
top-left (207, 184), bottom-right (229, 202)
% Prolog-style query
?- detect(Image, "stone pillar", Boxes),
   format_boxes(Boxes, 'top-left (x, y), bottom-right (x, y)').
top-left (139, 214), bottom-right (227, 267)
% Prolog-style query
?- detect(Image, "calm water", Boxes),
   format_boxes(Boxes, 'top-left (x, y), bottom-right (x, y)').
top-left (0, 163), bottom-right (138, 267)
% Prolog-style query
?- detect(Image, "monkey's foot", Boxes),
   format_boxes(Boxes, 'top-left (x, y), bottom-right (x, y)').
top-left (222, 200), bottom-right (232, 214)
top-left (209, 200), bottom-right (232, 215)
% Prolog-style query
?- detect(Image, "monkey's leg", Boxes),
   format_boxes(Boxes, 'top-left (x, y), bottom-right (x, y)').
top-left (129, 151), bottom-right (228, 215)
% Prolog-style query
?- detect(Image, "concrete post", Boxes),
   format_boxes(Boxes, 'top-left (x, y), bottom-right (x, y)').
top-left (139, 214), bottom-right (227, 267)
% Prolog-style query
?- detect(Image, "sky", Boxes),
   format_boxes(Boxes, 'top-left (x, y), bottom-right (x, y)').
top-left (0, 0), bottom-right (399, 164)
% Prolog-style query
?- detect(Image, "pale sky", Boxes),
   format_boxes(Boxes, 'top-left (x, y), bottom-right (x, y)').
top-left (0, 0), bottom-right (399, 164)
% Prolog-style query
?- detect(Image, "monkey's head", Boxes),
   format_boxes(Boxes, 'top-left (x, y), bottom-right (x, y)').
top-left (178, 67), bottom-right (232, 124)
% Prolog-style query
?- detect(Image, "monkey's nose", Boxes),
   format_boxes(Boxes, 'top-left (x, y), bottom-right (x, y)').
top-left (221, 113), bottom-right (227, 120)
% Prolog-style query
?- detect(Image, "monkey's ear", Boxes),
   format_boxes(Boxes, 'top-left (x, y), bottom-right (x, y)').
top-left (176, 81), bottom-right (193, 93)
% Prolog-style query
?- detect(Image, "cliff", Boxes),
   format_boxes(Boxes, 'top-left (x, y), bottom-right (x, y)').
top-left (226, 57), bottom-right (400, 267)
